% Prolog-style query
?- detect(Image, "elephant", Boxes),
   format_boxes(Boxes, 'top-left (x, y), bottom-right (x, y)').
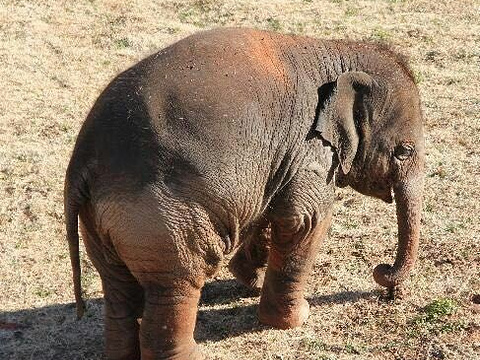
top-left (64, 28), bottom-right (425, 360)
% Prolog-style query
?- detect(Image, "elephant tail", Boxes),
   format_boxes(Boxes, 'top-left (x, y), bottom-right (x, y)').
top-left (64, 167), bottom-right (88, 320)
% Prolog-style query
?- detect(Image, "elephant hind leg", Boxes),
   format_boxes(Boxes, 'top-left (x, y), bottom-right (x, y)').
top-left (102, 268), bottom-right (144, 360)
top-left (228, 220), bottom-right (270, 294)
top-left (136, 280), bottom-right (204, 360)
top-left (79, 206), bottom-right (143, 360)
top-left (95, 189), bottom-right (225, 359)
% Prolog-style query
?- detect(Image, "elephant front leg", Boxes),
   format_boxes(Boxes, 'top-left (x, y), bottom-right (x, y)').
top-left (258, 209), bottom-right (332, 329)
top-left (228, 220), bottom-right (270, 293)
top-left (139, 282), bottom-right (203, 360)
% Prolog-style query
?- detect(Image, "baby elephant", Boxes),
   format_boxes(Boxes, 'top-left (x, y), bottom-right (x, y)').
top-left (65, 28), bottom-right (425, 359)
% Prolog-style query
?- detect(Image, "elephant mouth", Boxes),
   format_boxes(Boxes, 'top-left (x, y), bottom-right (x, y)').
top-left (335, 170), bottom-right (349, 188)
top-left (380, 188), bottom-right (394, 203)
top-left (362, 184), bottom-right (393, 203)
top-left (335, 171), bottom-right (393, 203)
top-left (369, 182), bottom-right (394, 203)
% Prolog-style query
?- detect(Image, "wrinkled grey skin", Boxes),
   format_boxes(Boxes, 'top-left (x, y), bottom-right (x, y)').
top-left (65, 28), bottom-right (425, 360)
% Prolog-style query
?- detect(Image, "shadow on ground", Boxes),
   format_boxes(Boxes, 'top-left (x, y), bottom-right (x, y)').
top-left (0, 279), bottom-right (376, 359)
top-left (0, 299), bottom-right (105, 360)
top-left (308, 290), bottom-right (380, 307)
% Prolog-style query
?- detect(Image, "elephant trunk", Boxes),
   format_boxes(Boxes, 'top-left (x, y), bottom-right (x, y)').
top-left (373, 175), bottom-right (423, 289)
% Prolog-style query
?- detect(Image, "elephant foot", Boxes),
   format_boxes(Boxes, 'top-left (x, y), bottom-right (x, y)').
top-left (106, 343), bottom-right (140, 360)
top-left (139, 281), bottom-right (204, 360)
top-left (105, 326), bottom-right (141, 360)
top-left (141, 342), bottom-right (203, 360)
top-left (106, 350), bottom-right (140, 360)
top-left (228, 252), bottom-right (266, 295)
top-left (258, 294), bottom-right (310, 329)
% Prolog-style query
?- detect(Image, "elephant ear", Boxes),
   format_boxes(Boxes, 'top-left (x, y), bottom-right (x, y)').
top-left (315, 71), bottom-right (376, 174)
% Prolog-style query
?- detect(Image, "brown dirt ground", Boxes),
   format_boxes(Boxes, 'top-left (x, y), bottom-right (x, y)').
top-left (1, 0), bottom-right (479, 359)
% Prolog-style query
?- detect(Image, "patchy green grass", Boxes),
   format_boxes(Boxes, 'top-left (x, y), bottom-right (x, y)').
top-left (114, 37), bottom-right (132, 48)
top-left (371, 28), bottom-right (391, 41)
top-left (422, 298), bottom-right (457, 321)
top-left (411, 298), bottom-right (469, 339)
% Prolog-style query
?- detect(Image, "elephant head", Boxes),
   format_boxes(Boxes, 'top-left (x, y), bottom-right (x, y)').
top-left (316, 70), bottom-right (425, 290)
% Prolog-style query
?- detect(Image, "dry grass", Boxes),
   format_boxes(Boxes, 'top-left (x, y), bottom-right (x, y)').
top-left (1, 0), bottom-right (479, 359)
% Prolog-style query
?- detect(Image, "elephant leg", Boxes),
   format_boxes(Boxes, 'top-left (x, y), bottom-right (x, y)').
top-left (138, 281), bottom-right (203, 360)
top-left (102, 266), bottom-right (144, 360)
top-left (101, 192), bottom-right (226, 360)
top-left (258, 209), bottom-right (332, 329)
top-left (256, 167), bottom-right (334, 330)
top-left (228, 220), bottom-right (270, 293)
top-left (79, 207), bottom-right (143, 360)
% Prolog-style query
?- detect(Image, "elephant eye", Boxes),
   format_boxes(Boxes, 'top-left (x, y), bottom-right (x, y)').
top-left (394, 144), bottom-right (414, 160)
